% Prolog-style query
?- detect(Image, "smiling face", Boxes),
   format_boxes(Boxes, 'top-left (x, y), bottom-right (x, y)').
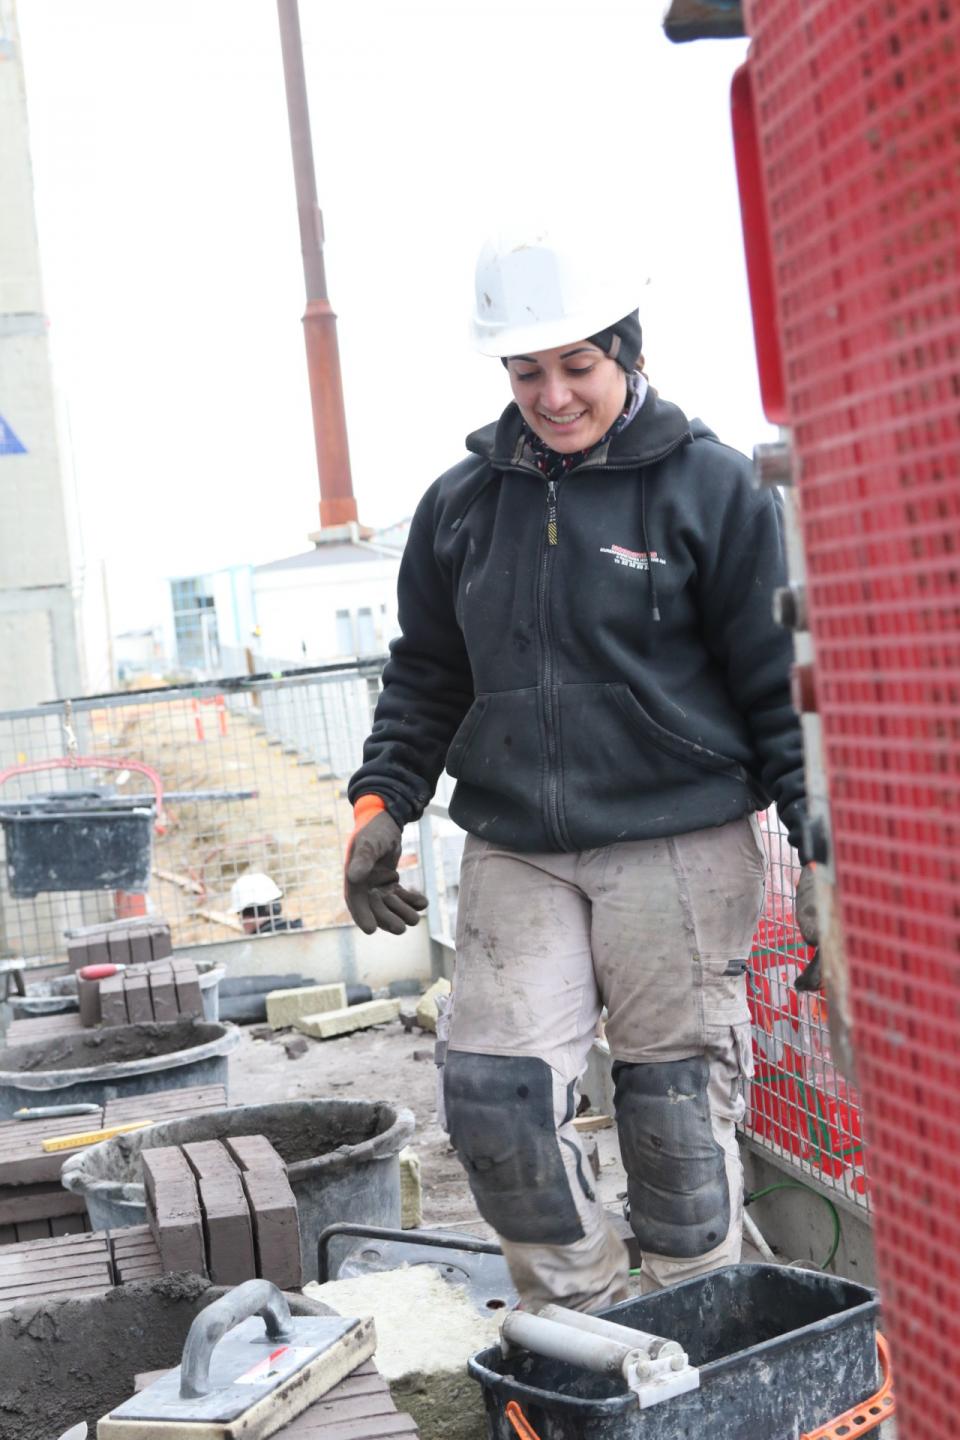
top-left (507, 341), bottom-right (627, 453)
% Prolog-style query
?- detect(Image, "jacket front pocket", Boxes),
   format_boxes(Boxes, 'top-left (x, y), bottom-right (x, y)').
top-left (610, 685), bottom-right (746, 779)
top-left (445, 688), bottom-right (543, 843)
top-left (557, 683), bottom-right (751, 848)
top-left (445, 696), bottom-right (488, 775)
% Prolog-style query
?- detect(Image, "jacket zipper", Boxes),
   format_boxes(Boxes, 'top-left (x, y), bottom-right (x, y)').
top-left (537, 479), bottom-right (572, 850)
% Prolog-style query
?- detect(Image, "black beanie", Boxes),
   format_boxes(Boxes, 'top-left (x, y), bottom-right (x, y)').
top-left (588, 310), bottom-right (643, 372)
top-left (501, 309), bottom-right (642, 371)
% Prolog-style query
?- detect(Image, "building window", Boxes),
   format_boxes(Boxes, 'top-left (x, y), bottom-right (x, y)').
top-left (335, 609), bottom-right (353, 655)
top-left (356, 607), bottom-right (376, 654)
top-left (171, 579), bottom-right (220, 671)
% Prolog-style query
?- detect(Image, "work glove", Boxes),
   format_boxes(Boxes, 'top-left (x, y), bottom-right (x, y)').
top-left (344, 794), bottom-right (428, 936)
top-left (794, 864), bottom-right (822, 993)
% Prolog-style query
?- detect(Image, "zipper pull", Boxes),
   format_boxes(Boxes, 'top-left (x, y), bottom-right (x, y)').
top-left (546, 480), bottom-right (559, 546)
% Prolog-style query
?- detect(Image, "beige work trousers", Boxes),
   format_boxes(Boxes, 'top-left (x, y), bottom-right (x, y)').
top-left (445, 815), bottom-right (765, 1312)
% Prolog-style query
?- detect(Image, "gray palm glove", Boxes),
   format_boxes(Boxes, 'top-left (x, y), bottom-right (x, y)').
top-left (344, 807), bottom-right (428, 936)
top-left (794, 864), bottom-right (822, 992)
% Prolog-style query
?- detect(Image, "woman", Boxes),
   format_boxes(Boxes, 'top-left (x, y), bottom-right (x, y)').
top-left (344, 228), bottom-right (813, 1312)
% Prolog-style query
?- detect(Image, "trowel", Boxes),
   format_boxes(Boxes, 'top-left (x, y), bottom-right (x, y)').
top-left (97, 1280), bottom-right (375, 1440)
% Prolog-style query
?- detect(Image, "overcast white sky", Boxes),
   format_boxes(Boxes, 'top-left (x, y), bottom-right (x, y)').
top-left (15, 0), bottom-right (773, 631)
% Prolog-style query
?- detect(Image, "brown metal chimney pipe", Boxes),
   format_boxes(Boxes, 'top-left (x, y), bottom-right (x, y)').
top-left (277, 0), bottom-right (358, 529)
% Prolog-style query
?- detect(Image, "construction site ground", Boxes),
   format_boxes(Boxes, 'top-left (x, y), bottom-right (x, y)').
top-left (232, 1016), bottom-right (731, 1247)
top-left (229, 1017), bottom-right (499, 1236)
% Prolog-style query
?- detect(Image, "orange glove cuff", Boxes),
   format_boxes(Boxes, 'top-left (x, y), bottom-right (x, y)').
top-left (351, 794), bottom-right (387, 834)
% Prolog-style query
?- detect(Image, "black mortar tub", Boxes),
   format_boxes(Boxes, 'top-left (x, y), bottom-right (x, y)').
top-left (62, 1098), bottom-right (416, 1282)
top-left (0, 789), bottom-right (155, 896)
top-left (469, 1264), bottom-right (880, 1440)
top-left (0, 1275), bottom-right (330, 1440)
top-left (0, 1019), bottom-right (240, 1118)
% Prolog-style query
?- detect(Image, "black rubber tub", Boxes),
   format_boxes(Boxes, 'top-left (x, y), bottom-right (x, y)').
top-left (469, 1264), bottom-right (880, 1440)
top-left (0, 1019), bottom-right (240, 1118)
top-left (62, 1097), bottom-right (415, 1281)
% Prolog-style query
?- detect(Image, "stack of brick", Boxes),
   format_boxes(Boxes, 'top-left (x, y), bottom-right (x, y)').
top-left (0, 1231), bottom-right (112, 1313)
top-left (66, 918), bottom-right (172, 972)
top-left (132, 1359), bottom-right (420, 1438)
top-left (85, 958), bottom-right (203, 1028)
top-left (111, 1225), bottom-right (164, 1284)
top-left (3, 1012), bottom-right (82, 1046)
top-left (102, 1084), bottom-right (226, 1129)
top-left (143, 1135), bottom-right (301, 1288)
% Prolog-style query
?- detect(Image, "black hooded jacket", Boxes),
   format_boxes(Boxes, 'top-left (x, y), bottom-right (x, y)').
top-left (349, 386), bottom-right (806, 856)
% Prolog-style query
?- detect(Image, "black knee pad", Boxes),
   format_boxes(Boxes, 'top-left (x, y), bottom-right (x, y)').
top-left (444, 1051), bottom-right (585, 1245)
top-left (613, 1056), bottom-right (729, 1259)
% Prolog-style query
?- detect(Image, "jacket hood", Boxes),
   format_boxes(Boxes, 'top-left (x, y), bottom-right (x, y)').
top-left (465, 384), bottom-right (699, 471)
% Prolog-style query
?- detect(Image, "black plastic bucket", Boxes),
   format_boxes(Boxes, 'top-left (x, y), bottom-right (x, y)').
top-left (1, 790), bottom-right (154, 895)
top-left (468, 1265), bottom-right (879, 1440)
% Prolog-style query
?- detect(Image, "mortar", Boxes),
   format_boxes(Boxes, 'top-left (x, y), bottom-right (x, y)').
top-left (0, 1274), bottom-right (330, 1440)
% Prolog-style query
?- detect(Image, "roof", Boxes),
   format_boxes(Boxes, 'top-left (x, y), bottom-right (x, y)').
top-left (255, 542), bottom-right (401, 574)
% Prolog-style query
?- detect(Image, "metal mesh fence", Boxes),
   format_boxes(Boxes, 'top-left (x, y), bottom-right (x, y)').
top-left (0, 662), bottom-right (870, 1214)
top-left (0, 662), bottom-right (385, 965)
top-left (747, 809), bottom-right (868, 1212)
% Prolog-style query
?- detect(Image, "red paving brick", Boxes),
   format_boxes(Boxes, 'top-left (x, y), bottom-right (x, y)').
top-left (224, 1133), bottom-right (302, 1289)
top-left (77, 975), bottom-right (102, 1026)
top-left (124, 970), bottom-right (153, 1023)
top-left (171, 959), bottom-right (203, 1018)
top-left (147, 962), bottom-right (178, 1022)
top-left (99, 972), bottom-right (128, 1025)
top-left (142, 1146), bottom-right (206, 1276)
top-left (182, 1140), bottom-right (255, 1285)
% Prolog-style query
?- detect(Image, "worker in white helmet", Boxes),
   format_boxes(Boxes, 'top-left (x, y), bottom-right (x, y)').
top-left (229, 873), bottom-right (303, 935)
top-left (343, 225), bottom-right (817, 1312)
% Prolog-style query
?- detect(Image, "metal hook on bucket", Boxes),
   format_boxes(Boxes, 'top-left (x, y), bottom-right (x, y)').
top-left (62, 700), bottom-right (79, 763)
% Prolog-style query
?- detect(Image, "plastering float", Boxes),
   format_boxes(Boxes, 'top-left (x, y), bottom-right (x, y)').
top-left (97, 1279), bottom-right (375, 1440)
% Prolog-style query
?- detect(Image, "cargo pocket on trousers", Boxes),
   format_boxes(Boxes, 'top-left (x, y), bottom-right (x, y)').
top-left (705, 1020), bottom-right (755, 1129)
top-left (699, 953), bottom-right (752, 1031)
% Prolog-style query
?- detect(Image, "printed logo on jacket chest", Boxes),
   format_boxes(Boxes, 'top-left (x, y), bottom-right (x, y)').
top-left (600, 543), bottom-right (667, 572)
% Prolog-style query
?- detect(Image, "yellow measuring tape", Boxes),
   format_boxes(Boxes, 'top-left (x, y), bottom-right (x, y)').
top-left (40, 1121), bottom-right (150, 1153)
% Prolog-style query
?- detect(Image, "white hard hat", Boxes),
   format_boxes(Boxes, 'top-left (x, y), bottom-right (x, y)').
top-left (230, 872), bottom-right (282, 912)
top-left (472, 224), bottom-right (643, 359)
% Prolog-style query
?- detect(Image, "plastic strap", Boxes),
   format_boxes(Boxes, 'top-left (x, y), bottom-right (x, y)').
top-left (505, 1401), bottom-right (543, 1440)
top-left (801, 1333), bottom-right (895, 1440)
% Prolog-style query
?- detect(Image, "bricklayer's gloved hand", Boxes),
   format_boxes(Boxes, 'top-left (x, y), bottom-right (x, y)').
top-left (795, 864), bottom-right (819, 946)
top-left (344, 794), bottom-right (428, 936)
top-left (794, 864), bottom-right (822, 992)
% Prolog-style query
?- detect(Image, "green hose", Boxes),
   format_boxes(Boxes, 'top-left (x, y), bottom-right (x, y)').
top-left (746, 1180), bottom-right (842, 1270)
